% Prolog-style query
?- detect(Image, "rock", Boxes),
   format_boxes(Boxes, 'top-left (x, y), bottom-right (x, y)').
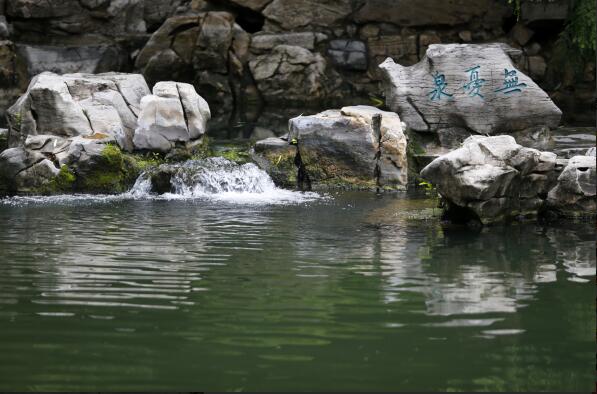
top-left (458, 30), bottom-right (472, 42)
top-left (8, 0), bottom-right (146, 36)
top-left (249, 44), bottom-right (342, 106)
top-left (7, 72), bottom-right (150, 151)
top-left (133, 81), bottom-right (210, 153)
top-left (250, 126), bottom-right (276, 140)
top-left (14, 158), bottom-right (60, 192)
top-left (251, 137), bottom-right (297, 187)
top-left (421, 135), bottom-right (559, 224)
top-left (368, 35), bottom-right (418, 66)
top-left (0, 16), bottom-right (9, 39)
top-left (0, 128), bottom-right (7, 151)
top-left (262, 0), bottom-right (353, 30)
top-left (250, 32), bottom-right (322, 54)
top-left (353, 0), bottom-right (509, 28)
top-left (16, 44), bottom-right (126, 76)
top-left (586, 147), bottom-right (596, 157)
top-left (257, 105), bottom-right (408, 189)
top-left (546, 155), bottom-right (596, 217)
top-left (379, 44), bottom-right (562, 135)
top-left (524, 42), bottom-right (541, 56)
top-left (327, 39), bottom-right (367, 71)
top-left (135, 12), bottom-right (251, 130)
top-left (527, 55), bottom-right (547, 79)
top-left (509, 23), bottom-right (534, 46)
top-left (227, 0), bottom-right (272, 11)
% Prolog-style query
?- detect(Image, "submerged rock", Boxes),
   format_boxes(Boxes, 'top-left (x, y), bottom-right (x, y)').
top-left (421, 135), bottom-right (559, 224)
top-left (253, 105), bottom-right (408, 190)
top-left (379, 43), bottom-right (562, 135)
top-left (133, 81), bottom-right (210, 153)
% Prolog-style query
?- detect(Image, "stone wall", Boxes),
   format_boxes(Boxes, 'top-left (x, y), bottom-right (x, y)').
top-left (1, 0), bottom-right (594, 135)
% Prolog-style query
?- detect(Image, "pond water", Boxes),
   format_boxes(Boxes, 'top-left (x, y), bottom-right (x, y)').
top-left (0, 189), bottom-right (594, 391)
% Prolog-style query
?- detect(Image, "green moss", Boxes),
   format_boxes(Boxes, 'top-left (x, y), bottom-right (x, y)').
top-left (79, 145), bottom-right (142, 193)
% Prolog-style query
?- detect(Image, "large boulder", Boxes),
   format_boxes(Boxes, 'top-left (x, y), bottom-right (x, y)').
top-left (135, 12), bottom-right (251, 131)
top-left (353, 0), bottom-right (509, 27)
top-left (421, 135), bottom-right (558, 224)
top-left (248, 44), bottom-right (342, 106)
top-left (133, 81), bottom-right (210, 153)
top-left (262, 0), bottom-right (353, 31)
top-left (254, 105), bottom-right (408, 189)
top-left (379, 43), bottom-right (562, 135)
top-left (546, 155), bottom-right (596, 217)
top-left (7, 72), bottom-right (150, 151)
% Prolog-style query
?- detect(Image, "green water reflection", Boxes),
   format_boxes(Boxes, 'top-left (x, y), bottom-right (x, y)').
top-left (0, 192), bottom-right (593, 391)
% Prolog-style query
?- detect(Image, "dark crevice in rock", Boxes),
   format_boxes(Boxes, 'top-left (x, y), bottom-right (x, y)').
top-left (406, 96), bottom-right (430, 130)
top-left (372, 113), bottom-right (382, 191)
top-left (442, 201), bottom-right (482, 227)
top-left (175, 83), bottom-right (190, 132)
top-left (205, 0), bottom-right (265, 33)
top-left (293, 145), bottom-right (311, 191)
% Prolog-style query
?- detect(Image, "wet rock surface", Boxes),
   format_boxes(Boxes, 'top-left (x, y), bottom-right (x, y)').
top-left (253, 105), bottom-right (408, 190)
top-left (421, 135), bottom-right (595, 224)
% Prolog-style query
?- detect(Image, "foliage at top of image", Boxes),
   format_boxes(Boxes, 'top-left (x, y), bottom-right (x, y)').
top-left (509, 0), bottom-right (596, 58)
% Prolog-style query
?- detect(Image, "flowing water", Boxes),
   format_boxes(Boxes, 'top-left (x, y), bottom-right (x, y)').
top-left (0, 159), bottom-right (594, 391)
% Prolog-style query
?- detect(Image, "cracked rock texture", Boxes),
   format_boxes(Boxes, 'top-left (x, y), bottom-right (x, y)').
top-left (133, 81), bottom-right (210, 152)
top-left (7, 71), bottom-right (150, 151)
top-left (253, 105), bottom-right (408, 189)
top-left (379, 44), bottom-right (562, 135)
top-left (421, 135), bottom-right (595, 224)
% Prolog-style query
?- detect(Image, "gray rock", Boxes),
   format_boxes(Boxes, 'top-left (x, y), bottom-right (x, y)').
top-left (421, 135), bottom-right (559, 224)
top-left (0, 147), bottom-right (45, 180)
top-left (327, 39), bottom-right (367, 71)
top-left (509, 23), bottom-right (534, 46)
top-left (7, 72), bottom-right (150, 152)
top-left (133, 81), bottom-right (210, 153)
top-left (586, 147), bottom-right (596, 157)
top-left (528, 55), bottom-right (547, 79)
top-left (250, 32), bottom-right (321, 54)
top-left (379, 44), bottom-right (562, 135)
top-left (16, 44), bottom-right (125, 77)
top-left (284, 105), bottom-right (408, 188)
top-left (262, 0), bottom-right (353, 30)
top-left (546, 155), bottom-right (596, 216)
top-left (249, 45), bottom-right (342, 105)
top-left (14, 158), bottom-right (60, 192)
top-left (353, 0), bottom-right (509, 28)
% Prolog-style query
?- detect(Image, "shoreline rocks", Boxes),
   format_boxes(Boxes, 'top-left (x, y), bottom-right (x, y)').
top-left (0, 71), bottom-right (211, 195)
top-left (253, 105), bottom-right (408, 190)
top-left (420, 135), bottom-right (595, 224)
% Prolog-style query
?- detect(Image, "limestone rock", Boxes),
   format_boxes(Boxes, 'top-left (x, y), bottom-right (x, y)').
top-left (262, 0), bottom-right (353, 30)
top-left (250, 32), bottom-right (323, 54)
top-left (7, 72), bottom-right (150, 151)
top-left (421, 135), bottom-right (559, 224)
top-left (546, 155), bottom-right (596, 216)
top-left (270, 105), bottom-right (407, 189)
top-left (133, 81), bottom-right (210, 152)
top-left (353, 0), bottom-right (509, 28)
top-left (379, 44), bottom-right (562, 135)
top-left (16, 44), bottom-right (126, 76)
top-left (249, 44), bottom-right (342, 105)
top-left (135, 12), bottom-right (249, 129)
top-left (327, 39), bottom-right (367, 71)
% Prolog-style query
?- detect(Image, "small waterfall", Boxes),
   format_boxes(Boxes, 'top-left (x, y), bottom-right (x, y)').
top-left (129, 157), bottom-right (322, 204)
top-left (1, 158), bottom-right (323, 206)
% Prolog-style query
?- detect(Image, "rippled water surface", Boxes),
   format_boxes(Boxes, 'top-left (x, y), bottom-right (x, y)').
top-left (0, 192), bottom-right (594, 391)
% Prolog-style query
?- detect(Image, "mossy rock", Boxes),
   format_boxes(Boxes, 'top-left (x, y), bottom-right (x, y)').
top-left (34, 165), bottom-right (76, 194)
top-left (75, 144), bottom-right (143, 193)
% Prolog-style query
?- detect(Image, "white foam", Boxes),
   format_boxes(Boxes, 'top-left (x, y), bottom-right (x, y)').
top-left (0, 157), bottom-right (325, 206)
